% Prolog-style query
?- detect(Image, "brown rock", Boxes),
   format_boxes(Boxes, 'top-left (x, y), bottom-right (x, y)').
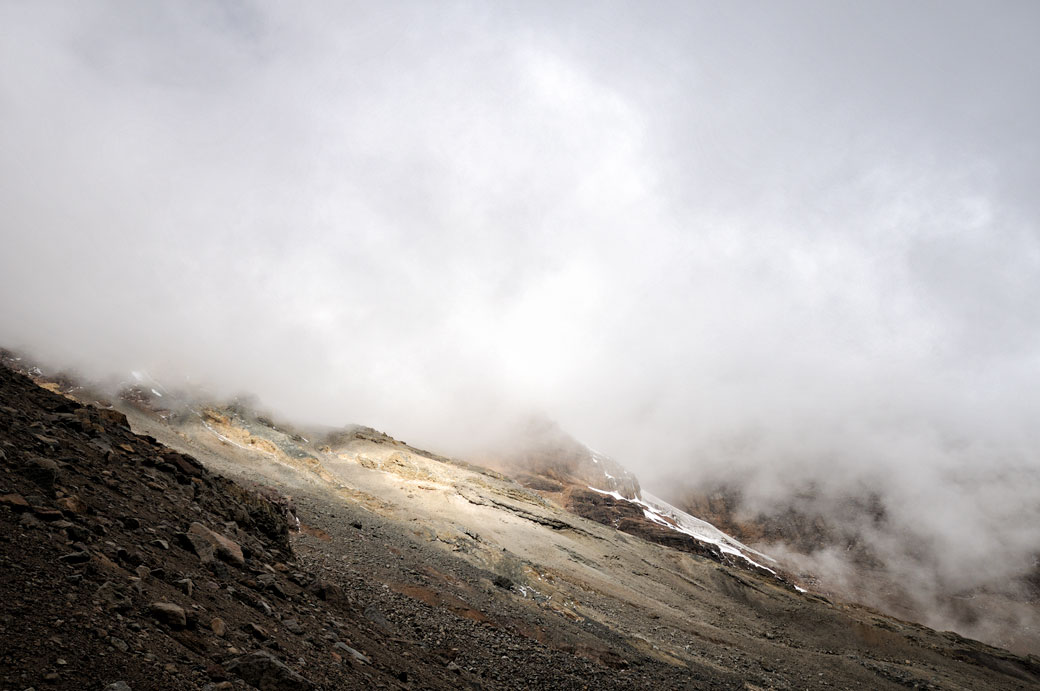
top-left (33, 432), bottom-right (60, 448)
top-left (206, 663), bottom-right (228, 681)
top-left (0, 493), bottom-right (30, 512)
top-left (56, 495), bottom-right (87, 514)
top-left (306, 579), bottom-right (342, 602)
top-left (164, 452), bottom-right (203, 477)
top-left (21, 457), bottom-right (59, 489)
top-left (148, 602), bottom-right (187, 629)
top-left (97, 408), bottom-right (131, 430)
top-left (186, 522), bottom-right (245, 567)
top-left (210, 617), bottom-right (227, 637)
top-left (244, 622), bottom-right (269, 640)
top-left (33, 506), bottom-right (65, 521)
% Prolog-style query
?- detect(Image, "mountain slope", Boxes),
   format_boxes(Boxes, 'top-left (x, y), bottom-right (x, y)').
top-left (2, 361), bottom-right (1039, 689)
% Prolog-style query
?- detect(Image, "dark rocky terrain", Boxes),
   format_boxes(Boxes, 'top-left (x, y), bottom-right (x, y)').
top-left (3, 361), bottom-right (1040, 690)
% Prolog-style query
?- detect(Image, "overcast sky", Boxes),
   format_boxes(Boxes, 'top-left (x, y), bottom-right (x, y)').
top-left (2, 0), bottom-right (1039, 532)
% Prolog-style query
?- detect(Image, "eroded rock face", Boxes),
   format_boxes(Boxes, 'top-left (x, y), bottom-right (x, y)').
top-left (501, 417), bottom-right (641, 499)
top-left (565, 488), bottom-right (722, 562)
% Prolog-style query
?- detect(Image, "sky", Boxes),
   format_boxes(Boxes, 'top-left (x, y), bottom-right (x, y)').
top-left (2, 0), bottom-right (1040, 630)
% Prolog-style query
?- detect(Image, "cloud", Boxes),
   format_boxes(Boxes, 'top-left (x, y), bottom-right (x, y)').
top-left (2, 0), bottom-right (1040, 642)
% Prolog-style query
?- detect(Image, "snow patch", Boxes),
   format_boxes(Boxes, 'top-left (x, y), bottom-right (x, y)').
top-left (587, 486), bottom-right (778, 575)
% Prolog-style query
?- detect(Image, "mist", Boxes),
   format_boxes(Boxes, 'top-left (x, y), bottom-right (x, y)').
top-left (3, 1), bottom-right (1040, 644)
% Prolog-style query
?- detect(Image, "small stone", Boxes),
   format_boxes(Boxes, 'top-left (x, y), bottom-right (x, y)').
top-left (135, 565), bottom-right (151, 580)
top-left (33, 433), bottom-right (60, 448)
top-left (19, 513), bottom-right (43, 529)
top-left (210, 617), bottom-right (227, 637)
top-left (150, 538), bottom-right (169, 550)
top-left (63, 524), bottom-right (91, 542)
top-left (58, 550), bottom-right (91, 564)
top-left (332, 641), bottom-right (370, 664)
top-left (110, 637), bottom-right (129, 652)
top-left (95, 582), bottom-right (132, 612)
top-left (33, 507), bottom-right (64, 522)
top-left (105, 683), bottom-right (132, 691)
top-left (176, 578), bottom-right (194, 597)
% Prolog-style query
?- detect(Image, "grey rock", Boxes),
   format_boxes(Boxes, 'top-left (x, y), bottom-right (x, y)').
top-left (58, 550), bottom-right (91, 564)
top-left (95, 581), bottom-right (132, 612)
top-left (176, 578), bottom-right (194, 597)
top-left (333, 641), bottom-right (370, 664)
top-left (281, 618), bottom-right (304, 635)
top-left (225, 650), bottom-right (313, 690)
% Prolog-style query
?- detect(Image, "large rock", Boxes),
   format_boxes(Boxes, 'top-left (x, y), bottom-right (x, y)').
top-left (21, 457), bottom-right (59, 490)
top-left (148, 602), bottom-right (187, 629)
top-left (225, 651), bottom-right (313, 690)
top-left (0, 493), bottom-right (30, 512)
top-left (184, 522), bottom-right (245, 567)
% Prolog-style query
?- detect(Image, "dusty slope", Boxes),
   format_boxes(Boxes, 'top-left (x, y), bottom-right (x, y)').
top-left (3, 362), bottom-right (1040, 689)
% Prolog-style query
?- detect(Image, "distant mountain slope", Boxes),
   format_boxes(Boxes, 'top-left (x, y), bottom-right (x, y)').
top-left (3, 353), bottom-right (1040, 689)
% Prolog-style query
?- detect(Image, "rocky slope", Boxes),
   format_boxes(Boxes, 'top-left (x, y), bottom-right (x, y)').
top-left (3, 359), bottom-right (1040, 689)
top-left (672, 484), bottom-right (1040, 657)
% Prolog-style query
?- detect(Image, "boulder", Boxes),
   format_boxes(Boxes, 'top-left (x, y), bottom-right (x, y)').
top-left (21, 457), bottom-right (59, 489)
top-left (184, 522), bottom-right (245, 568)
top-left (148, 602), bottom-right (187, 629)
top-left (56, 495), bottom-right (87, 514)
